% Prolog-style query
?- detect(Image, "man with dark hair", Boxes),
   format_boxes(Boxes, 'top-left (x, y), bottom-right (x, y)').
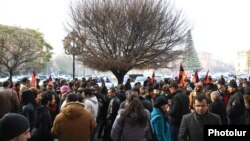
top-left (179, 94), bottom-right (221, 141)
top-left (33, 91), bottom-right (54, 141)
top-left (82, 88), bottom-right (99, 119)
top-left (20, 77), bottom-right (29, 93)
top-left (103, 87), bottom-right (120, 141)
top-left (0, 80), bottom-right (19, 117)
top-left (226, 80), bottom-right (245, 124)
top-left (125, 78), bottom-right (132, 91)
top-left (116, 84), bottom-right (126, 103)
top-left (168, 82), bottom-right (190, 141)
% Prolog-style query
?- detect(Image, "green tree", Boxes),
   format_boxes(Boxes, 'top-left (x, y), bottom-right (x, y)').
top-left (182, 30), bottom-right (202, 71)
top-left (0, 25), bottom-right (53, 82)
top-left (68, 0), bottom-right (189, 84)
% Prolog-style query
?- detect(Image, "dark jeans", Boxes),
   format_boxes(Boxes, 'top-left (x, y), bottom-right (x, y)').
top-left (172, 125), bottom-right (180, 141)
top-left (103, 120), bottom-right (113, 141)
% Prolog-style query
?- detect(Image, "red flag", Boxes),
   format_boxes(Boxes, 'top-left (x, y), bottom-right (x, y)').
top-left (192, 69), bottom-right (199, 83)
top-left (151, 71), bottom-right (156, 86)
top-left (178, 63), bottom-right (187, 85)
top-left (204, 70), bottom-right (210, 84)
top-left (31, 71), bottom-right (36, 87)
top-left (48, 75), bottom-right (53, 85)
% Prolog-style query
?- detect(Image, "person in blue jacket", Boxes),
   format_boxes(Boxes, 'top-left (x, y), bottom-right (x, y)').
top-left (151, 95), bottom-right (171, 141)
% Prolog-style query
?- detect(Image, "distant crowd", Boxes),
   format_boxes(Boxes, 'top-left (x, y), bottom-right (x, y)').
top-left (0, 74), bottom-right (250, 141)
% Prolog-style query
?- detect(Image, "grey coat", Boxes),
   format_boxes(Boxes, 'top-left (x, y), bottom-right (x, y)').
top-left (111, 109), bottom-right (150, 141)
top-left (178, 112), bottom-right (221, 141)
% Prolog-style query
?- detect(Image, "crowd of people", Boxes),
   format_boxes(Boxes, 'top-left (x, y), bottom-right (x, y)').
top-left (0, 74), bottom-right (250, 141)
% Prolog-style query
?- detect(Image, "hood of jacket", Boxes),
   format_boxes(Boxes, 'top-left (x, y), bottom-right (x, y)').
top-left (62, 102), bottom-right (85, 119)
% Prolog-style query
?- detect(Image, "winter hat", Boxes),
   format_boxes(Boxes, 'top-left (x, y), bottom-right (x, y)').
top-left (60, 85), bottom-right (70, 93)
top-left (154, 96), bottom-right (168, 108)
top-left (228, 80), bottom-right (237, 88)
top-left (0, 113), bottom-right (30, 140)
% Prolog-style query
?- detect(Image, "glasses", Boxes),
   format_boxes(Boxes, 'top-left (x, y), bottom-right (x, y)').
top-left (194, 105), bottom-right (207, 108)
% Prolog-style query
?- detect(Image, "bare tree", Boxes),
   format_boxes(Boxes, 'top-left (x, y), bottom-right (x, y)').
top-left (68, 0), bottom-right (189, 84)
top-left (0, 25), bottom-right (52, 83)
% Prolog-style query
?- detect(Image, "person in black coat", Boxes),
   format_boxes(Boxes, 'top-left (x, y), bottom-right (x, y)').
top-left (168, 82), bottom-right (190, 141)
top-left (179, 94), bottom-right (221, 141)
top-left (226, 80), bottom-right (245, 124)
top-left (32, 91), bottom-right (54, 141)
top-left (103, 87), bottom-right (120, 141)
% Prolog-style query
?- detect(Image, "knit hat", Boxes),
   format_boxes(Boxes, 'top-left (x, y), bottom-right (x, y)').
top-left (60, 85), bottom-right (70, 93)
top-left (154, 96), bottom-right (168, 108)
top-left (0, 113), bottom-right (30, 140)
top-left (228, 80), bottom-right (237, 88)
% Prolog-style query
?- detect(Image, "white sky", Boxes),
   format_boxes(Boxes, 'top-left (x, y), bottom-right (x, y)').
top-left (0, 0), bottom-right (250, 64)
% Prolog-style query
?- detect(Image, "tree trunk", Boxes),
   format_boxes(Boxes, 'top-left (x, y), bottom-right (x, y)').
top-left (9, 70), bottom-right (13, 87)
top-left (111, 69), bottom-right (128, 85)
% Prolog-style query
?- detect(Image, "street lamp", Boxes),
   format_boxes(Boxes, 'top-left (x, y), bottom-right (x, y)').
top-left (63, 31), bottom-right (84, 80)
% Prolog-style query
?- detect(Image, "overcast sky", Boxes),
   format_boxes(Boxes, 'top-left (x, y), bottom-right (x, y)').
top-left (0, 0), bottom-right (250, 64)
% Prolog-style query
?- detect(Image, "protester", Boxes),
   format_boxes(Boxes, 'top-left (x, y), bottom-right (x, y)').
top-left (178, 94), bottom-right (221, 141)
top-left (111, 93), bottom-right (152, 141)
top-left (168, 82), bottom-right (190, 141)
top-left (0, 113), bottom-right (30, 141)
top-left (51, 94), bottom-right (97, 141)
top-left (151, 95), bottom-right (172, 141)
top-left (32, 91), bottom-right (54, 141)
top-left (103, 87), bottom-right (120, 141)
top-left (226, 80), bottom-right (245, 124)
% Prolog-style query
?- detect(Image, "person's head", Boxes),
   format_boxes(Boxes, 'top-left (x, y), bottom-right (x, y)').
top-left (82, 88), bottom-right (93, 98)
top-left (21, 77), bottom-right (28, 85)
top-left (124, 92), bottom-right (140, 109)
top-left (126, 90), bottom-right (138, 99)
top-left (162, 84), bottom-right (170, 93)
top-left (40, 91), bottom-right (53, 106)
top-left (126, 78), bottom-right (131, 83)
top-left (227, 80), bottom-right (237, 94)
top-left (169, 82), bottom-right (178, 94)
top-left (153, 89), bottom-right (160, 95)
top-left (68, 81), bottom-right (76, 91)
top-left (108, 87), bottom-right (116, 98)
top-left (193, 94), bottom-right (209, 115)
top-left (15, 82), bottom-right (21, 89)
top-left (139, 87), bottom-right (146, 96)
top-left (216, 80), bottom-right (224, 89)
top-left (3, 80), bottom-right (11, 88)
top-left (77, 87), bottom-right (84, 101)
top-left (154, 95), bottom-right (169, 112)
top-left (60, 85), bottom-right (70, 94)
top-left (194, 83), bottom-right (203, 93)
top-left (0, 113), bottom-right (30, 141)
top-left (66, 93), bottom-right (79, 103)
top-left (210, 91), bottom-right (220, 102)
top-left (242, 80), bottom-right (249, 88)
top-left (118, 84), bottom-right (124, 91)
top-left (21, 90), bottom-right (36, 106)
top-left (29, 87), bottom-right (39, 99)
top-left (146, 86), bottom-right (154, 96)
top-left (121, 93), bottom-right (147, 126)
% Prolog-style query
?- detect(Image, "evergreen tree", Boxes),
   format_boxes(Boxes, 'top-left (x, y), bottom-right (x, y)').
top-left (182, 30), bottom-right (202, 71)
